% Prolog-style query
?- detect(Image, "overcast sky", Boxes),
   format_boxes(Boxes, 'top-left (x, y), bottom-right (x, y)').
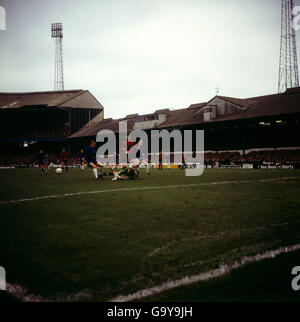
top-left (1, 0), bottom-right (300, 119)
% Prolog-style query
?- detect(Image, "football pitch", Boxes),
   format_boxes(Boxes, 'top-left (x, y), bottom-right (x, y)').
top-left (0, 167), bottom-right (300, 302)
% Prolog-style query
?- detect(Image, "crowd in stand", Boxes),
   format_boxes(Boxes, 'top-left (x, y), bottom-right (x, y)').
top-left (240, 150), bottom-right (300, 164)
top-left (204, 150), bottom-right (300, 166)
top-left (0, 125), bottom-right (69, 139)
top-left (0, 152), bottom-right (77, 167)
top-left (1, 149), bottom-right (300, 167)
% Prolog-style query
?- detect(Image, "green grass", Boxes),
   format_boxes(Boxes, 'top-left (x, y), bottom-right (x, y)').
top-left (141, 249), bottom-right (300, 302)
top-left (0, 167), bottom-right (300, 302)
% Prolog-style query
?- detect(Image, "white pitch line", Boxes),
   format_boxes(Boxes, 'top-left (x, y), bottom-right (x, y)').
top-left (3, 243), bottom-right (300, 302)
top-left (109, 243), bottom-right (300, 302)
top-left (0, 176), bottom-right (299, 205)
top-left (5, 283), bottom-right (92, 302)
top-left (6, 283), bottom-right (45, 302)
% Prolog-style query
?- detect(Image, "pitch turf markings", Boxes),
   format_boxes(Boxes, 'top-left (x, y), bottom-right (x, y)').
top-left (4, 243), bottom-right (300, 302)
top-left (0, 176), bottom-right (299, 205)
top-left (142, 221), bottom-right (297, 260)
top-left (109, 243), bottom-right (300, 302)
top-left (5, 283), bottom-right (45, 302)
top-left (5, 283), bottom-right (93, 302)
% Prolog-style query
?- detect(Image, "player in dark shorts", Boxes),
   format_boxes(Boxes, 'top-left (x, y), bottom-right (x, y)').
top-left (115, 152), bottom-right (119, 166)
top-left (159, 151), bottom-right (163, 170)
top-left (60, 148), bottom-right (69, 172)
top-left (37, 149), bottom-right (47, 174)
top-left (181, 152), bottom-right (186, 170)
top-left (84, 140), bottom-right (104, 180)
top-left (44, 153), bottom-right (50, 173)
top-left (77, 149), bottom-right (86, 171)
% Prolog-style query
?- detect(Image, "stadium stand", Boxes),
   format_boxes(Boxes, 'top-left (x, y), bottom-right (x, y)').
top-left (1, 87), bottom-right (300, 167)
top-left (0, 90), bottom-right (104, 165)
top-left (66, 87), bottom-right (300, 168)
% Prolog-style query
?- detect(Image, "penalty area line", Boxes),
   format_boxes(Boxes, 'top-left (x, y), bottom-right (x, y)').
top-left (109, 243), bottom-right (300, 302)
top-left (0, 176), bottom-right (299, 205)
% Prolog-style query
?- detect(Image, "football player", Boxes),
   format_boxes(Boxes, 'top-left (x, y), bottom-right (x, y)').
top-left (84, 140), bottom-right (104, 180)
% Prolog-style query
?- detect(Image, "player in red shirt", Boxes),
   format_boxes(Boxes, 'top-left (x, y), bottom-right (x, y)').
top-left (60, 148), bottom-right (69, 172)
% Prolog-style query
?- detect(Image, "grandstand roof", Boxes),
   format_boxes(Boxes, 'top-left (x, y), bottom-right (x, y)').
top-left (0, 90), bottom-right (104, 110)
top-left (68, 117), bottom-right (135, 138)
top-left (209, 90), bottom-right (300, 122)
top-left (68, 87), bottom-right (300, 139)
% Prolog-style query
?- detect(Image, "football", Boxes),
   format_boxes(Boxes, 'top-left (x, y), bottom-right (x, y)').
top-left (56, 168), bottom-right (63, 174)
